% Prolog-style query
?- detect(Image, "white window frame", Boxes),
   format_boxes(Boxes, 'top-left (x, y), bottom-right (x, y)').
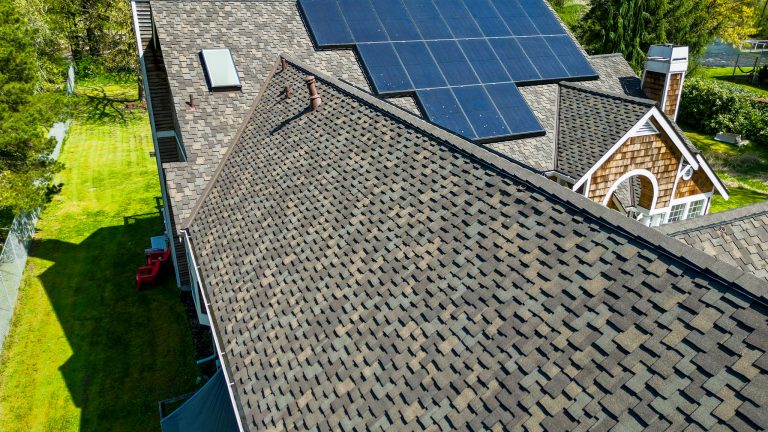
top-left (662, 193), bottom-right (712, 224)
top-left (686, 199), bottom-right (706, 219)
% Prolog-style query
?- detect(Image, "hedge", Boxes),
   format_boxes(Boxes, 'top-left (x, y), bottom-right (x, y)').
top-left (678, 78), bottom-right (768, 147)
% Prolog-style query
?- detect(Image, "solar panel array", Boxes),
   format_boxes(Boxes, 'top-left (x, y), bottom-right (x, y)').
top-left (299, 0), bottom-right (598, 142)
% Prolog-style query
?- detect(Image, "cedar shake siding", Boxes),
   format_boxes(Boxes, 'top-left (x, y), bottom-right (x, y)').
top-left (641, 71), bottom-right (666, 106)
top-left (664, 73), bottom-right (683, 117)
top-left (674, 167), bottom-right (714, 199)
top-left (588, 120), bottom-right (680, 209)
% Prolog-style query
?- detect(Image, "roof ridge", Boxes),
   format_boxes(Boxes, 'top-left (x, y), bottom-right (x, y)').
top-left (181, 56), bottom-right (284, 230)
top-left (558, 81), bottom-right (657, 106)
top-left (185, 53), bottom-right (767, 306)
top-left (588, 53), bottom-right (627, 59)
top-left (660, 200), bottom-right (768, 235)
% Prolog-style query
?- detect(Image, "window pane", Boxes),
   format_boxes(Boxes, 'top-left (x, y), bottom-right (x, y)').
top-left (687, 199), bottom-right (705, 219)
top-left (668, 204), bottom-right (686, 223)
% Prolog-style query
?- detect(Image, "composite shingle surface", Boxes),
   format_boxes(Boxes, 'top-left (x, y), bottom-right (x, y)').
top-left (149, 0), bottom-right (648, 226)
top-left (555, 83), bottom-right (654, 179)
top-left (185, 59), bottom-right (768, 431)
top-left (662, 201), bottom-right (768, 282)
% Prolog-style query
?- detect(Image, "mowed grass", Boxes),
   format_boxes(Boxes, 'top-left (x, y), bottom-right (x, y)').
top-left (691, 66), bottom-right (768, 97)
top-left (0, 80), bottom-right (199, 431)
top-left (683, 129), bottom-right (768, 212)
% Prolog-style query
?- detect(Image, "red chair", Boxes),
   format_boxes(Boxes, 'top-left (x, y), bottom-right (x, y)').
top-left (136, 259), bottom-right (162, 290)
top-left (147, 247), bottom-right (171, 266)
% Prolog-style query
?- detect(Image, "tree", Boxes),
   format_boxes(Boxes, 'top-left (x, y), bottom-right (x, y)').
top-left (44, 0), bottom-right (135, 76)
top-left (0, 0), bottom-right (63, 211)
top-left (579, 0), bottom-right (760, 70)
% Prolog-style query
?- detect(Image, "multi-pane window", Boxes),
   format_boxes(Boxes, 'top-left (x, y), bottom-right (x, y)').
top-left (687, 199), bottom-right (705, 219)
top-left (667, 204), bottom-right (686, 223)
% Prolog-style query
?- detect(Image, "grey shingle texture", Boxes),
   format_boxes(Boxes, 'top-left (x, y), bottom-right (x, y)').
top-left (662, 201), bottom-right (768, 281)
top-left (555, 83), bottom-right (654, 180)
top-left (186, 59), bottom-right (768, 432)
top-left (150, 0), bottom-right (652, 226)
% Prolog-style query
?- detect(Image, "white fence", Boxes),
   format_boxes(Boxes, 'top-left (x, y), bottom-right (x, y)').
top-left (0, 210), bottom-right (40, 351)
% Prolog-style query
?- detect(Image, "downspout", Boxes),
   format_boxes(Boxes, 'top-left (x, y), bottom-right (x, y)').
top-left (182, 229), bottom-right (246, 432)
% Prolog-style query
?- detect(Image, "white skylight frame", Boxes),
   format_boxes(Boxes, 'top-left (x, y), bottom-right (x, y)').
top-left (200, 48), bottom-right (241, 90)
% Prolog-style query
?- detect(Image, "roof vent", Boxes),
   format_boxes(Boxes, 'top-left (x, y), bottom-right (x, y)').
top-left (200, 48), bottom-right (241, 90)
top-left (634, 120), bottom-right (659, 136)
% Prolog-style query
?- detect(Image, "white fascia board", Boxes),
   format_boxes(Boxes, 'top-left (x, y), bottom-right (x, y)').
top-left (648, 108), bottom-right (699, 169)
top-left (182, 230), bottom-right (246, 432)
top-left (573, 109), bottom-right (655, 191)
top-left (696, 154), bottom-right (729, 199)
top-left (130, 1), bottom-right (144, 58)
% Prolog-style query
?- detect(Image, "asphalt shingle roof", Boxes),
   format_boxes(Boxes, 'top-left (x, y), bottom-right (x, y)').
top-left (185, 56), bottom-right (768, 431)
top-left (554, 83), bottom-right (655, 180)
top-left (148, 0), bottom-right (648, 226)
top-left (661, 201), bottom-right (768, 282)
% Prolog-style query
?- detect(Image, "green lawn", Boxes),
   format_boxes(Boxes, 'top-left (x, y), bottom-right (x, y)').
top-left (691, 66), bottom-right (768, 98)
top-left (551, 0), bottom-right (586, 31)
top-left (0, 80), bottom-right (199, 431)
top-left (684, 129), bottom-right (768, 212)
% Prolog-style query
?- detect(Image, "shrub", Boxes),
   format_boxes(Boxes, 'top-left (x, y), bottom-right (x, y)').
top-left (678, 78), bottom-right (768, 147)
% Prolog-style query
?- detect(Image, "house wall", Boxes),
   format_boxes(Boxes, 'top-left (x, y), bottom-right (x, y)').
top-left (674, 168), bottom-right (713, 199)
top-left (642, 71), bottom-right (666, 106)
top-left (664, 73), bottom-right (683, 117)
top-left (588, 120), bottom-right (681, 209)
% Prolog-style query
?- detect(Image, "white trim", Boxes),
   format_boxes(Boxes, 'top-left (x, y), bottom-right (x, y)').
top-left (669, 192), bottom-right (712, 207)
top-left (182, 230), bottom-right (245, 432)
top-left (130, 1), bottom-right (144, 58)
top-left (660, 72), bottom-right (671, 113)
top-left (600, 169), bottom-right (660, 211)
top-left (632, 120), bottom-right (659, 137)
top-left (184, 235), bottom-right (210, 327)
top-left (696, 154), bottom-right (729, 199)
top-left (669, 159), bottom-right (685, 204)
top-left (647, 108), bottom-right (699, 169)
top-left (672, 72), bottom-right (685, 120)
top-left (574, 107), bottom-right (702, 191)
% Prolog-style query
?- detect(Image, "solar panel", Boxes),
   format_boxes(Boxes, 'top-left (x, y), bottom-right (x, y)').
top-left (417, 88), bottom-right (476, 139)
top-left (453, 85), bottom-right (510, 139)
top-left (297, 0), bottom-right (353, 47)
top-left (394, 42), bottom-right (447, 88)
top-left (357, 43), bottom-right (412, 94)
top-left (298, 0), bottom-right (595, 141)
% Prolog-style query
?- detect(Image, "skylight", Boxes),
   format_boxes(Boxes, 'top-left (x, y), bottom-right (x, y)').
top-left (200, 48), bottom-right (241, 90)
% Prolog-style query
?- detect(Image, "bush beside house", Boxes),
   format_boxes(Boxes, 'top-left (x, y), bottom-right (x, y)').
top-left (679, 78), bottom-right (768, 147)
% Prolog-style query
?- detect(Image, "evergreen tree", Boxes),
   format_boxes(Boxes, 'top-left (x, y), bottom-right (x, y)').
top-left (0, 0), bottom-right (63, 211)
top-left (579, 0), bottom-right (758, 70)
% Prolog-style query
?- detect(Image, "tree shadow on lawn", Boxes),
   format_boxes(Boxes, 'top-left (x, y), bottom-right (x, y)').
top-left (28, 213), bottom-right (198, 431)
top-left (71, 86), bottom-right (144, 126)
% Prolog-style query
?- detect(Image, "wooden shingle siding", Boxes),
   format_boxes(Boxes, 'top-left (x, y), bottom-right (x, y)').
top-left (588, 119), bottom-right (680, 208)
top-left (642, 71), bottom-right (666, 106)
top-left (664, 73), bottom-right (683, 116)
top-left (675, 167), bottom-right (713, 198)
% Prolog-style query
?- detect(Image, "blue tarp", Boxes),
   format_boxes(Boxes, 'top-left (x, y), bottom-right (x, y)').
top-left (161, 369), bottom-right (239, 432)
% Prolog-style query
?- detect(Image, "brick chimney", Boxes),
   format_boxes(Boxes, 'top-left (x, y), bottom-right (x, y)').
top-left (641, 45), bottom-right (689, 121)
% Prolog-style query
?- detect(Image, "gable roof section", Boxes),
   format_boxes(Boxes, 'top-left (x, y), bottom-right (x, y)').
top-left (555, 83), bottom-right (654, 179)
top-left (184, 55), bottom-right (768, 431)
top-left (146, 0), bottom-right (660, 228)
top-left (661, 201), bottom-right (768, 281)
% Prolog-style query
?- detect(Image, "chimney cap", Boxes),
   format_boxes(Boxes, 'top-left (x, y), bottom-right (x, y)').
top-left (645, 44), bottom-right (689, 73)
